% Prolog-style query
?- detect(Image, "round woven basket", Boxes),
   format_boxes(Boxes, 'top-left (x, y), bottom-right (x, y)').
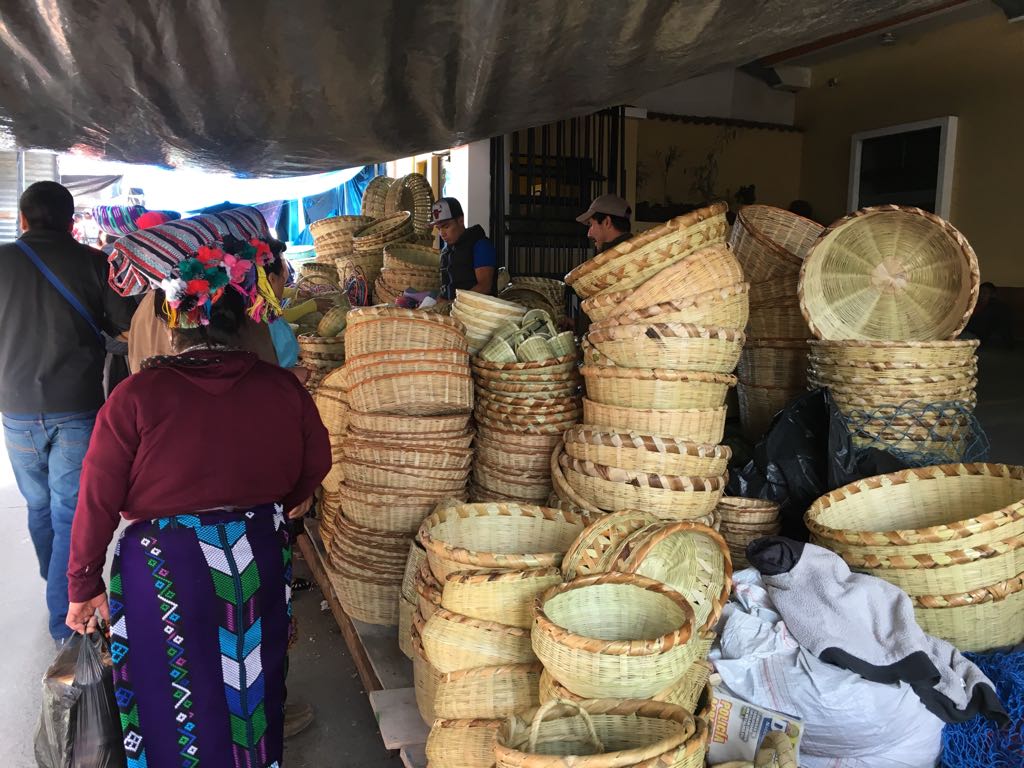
top-left (426, 717), bottom-right (501, 768)
top-left (422, 607), bottom-right (536, 673)
top-left (582, 366), bottom-right (735, 410)
top-left (417, 502), bottom-right (590, 582)
top-left (505, 276), bottom-right (566, 312)
top-left (807, 338), bottom-right (979, 368)
top-left (730, 204), bottom-right (824, 282)
top-left (384, 173), bottom-right (436, 234)
top-left (411, 613), bottom-right (440, 724)
top-left (383, 241), bottom-right (441, 271)
top-left (809, 360), bottom-right (977, 386)
top-left (799, 205), bottom-right (980, 341)
top-left (589, 281), bottom-right (750, 333)
top-left (566, 202), bottom-right (729, 299)
top-left (361, 175), bottom-right (395, 219)
top-left (586, 323), bottom-right (744, 373)
top-left (532, 572), bottom-right (696, 699)
top-left (537, 661), bottom-right (712, 716)
top-left (352, 211), bottom-right (414, 251)
top-left (347, 371), bottom-right (474, 416)
top-left (561, 510), bottom-right (661, 580)
top-left (583, 399), bottom-right (728, 444)
top-left (495, 698), bottom-right (704, 768)
top-left (432, 662), bottom-right (543, 720)
top-left (347, 409), bottom-right (471, 433)
top-left (441, 567), bottom-right (562, 629)
top-left (914, 578), bottom-right (1024, 652)
top-left (581, 242), bottom-right (743, 322)
top-left (717, 497), bottom-right (780, 525)
top-left (563, 427), bottom-right (730, 478)
top-left (472, 352), bottom-right (578, 375)
top-left (345, 308), bottom-right (468, 357)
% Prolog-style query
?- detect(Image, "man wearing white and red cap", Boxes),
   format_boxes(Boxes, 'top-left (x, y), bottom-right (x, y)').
top-left (576, 193), bottom-right (633, 253)
top-left (428, 197), bottom-right (497, 299)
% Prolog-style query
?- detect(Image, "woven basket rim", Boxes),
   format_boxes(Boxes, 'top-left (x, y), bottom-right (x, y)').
top-left (563, 425), bottom-right (731, 457)
top-left (735, 204), bottom-right (822, 267)
top-left (352, 210), bottom-right (413, 239)
top-left (561, 509), bottom-right (661, 580)
top-left (588, 281), bottom-right (750, 330)
top-left (581, 365), bottom-right (736, 386)
top-left (534, 571), bottom-right (695, 655)
top-left (560, 454), bottom-right (726, 493)
top-left (587, 322), bottom-right (745, 345)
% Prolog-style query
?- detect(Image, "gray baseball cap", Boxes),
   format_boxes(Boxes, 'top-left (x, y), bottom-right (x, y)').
top-left (576, 194), bottom-right (632, 224)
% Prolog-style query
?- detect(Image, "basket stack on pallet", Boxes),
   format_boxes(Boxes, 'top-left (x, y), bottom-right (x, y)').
top-left (730, 205), bottom-right (824, 441)
top-left (338, 211), bottom-right (414, 305)
top-left (798, 206), bottom-right (982, 462)
top-left (558, 203), bottom-right (747, 522)
top-left (373, 242), bottom-right (441, 305)
top-left (806, 463), bottom-right (1024, 653)
top-left (413, 502), bottom-right (589, 768)
top-left (536, 514), bottom-right (729, 726)
top-left (714, 497), bottom-right (781, 569)
top-left (309, 214), bottom-right (374, 265)
top-left (327, 307), bottom-right (474, 625)
top-left (471, 308), bottom-right (582, 504)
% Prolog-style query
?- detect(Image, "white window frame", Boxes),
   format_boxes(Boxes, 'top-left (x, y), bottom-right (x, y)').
top-left (847, 116), bottom-right (958, 218)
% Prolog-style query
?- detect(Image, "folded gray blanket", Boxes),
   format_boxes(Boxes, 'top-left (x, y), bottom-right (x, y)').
top-left (748, 537), bottom-right (1007, 724)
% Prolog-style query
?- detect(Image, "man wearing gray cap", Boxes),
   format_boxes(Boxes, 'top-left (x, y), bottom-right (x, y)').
top-left (576, 193), bottom-right (633, 253)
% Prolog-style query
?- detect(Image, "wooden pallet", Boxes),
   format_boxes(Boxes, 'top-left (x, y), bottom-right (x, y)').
top-left (299, 520), bottom-right (428, 766)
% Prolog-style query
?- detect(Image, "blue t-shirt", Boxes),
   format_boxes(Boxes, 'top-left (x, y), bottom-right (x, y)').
top-left (472, 238), bottom-right (497, 269)
top-left (268, 317), bottom-right (299, 368)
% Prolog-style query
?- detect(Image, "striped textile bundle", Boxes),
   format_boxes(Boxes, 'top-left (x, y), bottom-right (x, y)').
top-left (108, 206), bottom-right (269, 296)
top-left (93, 204), bottom-right (146, 236)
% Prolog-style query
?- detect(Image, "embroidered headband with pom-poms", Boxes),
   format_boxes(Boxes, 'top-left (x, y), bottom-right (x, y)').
top-left (159, 236), bottom-right (282, 329)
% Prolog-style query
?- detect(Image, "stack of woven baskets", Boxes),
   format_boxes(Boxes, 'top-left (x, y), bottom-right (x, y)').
top-left (413, 502), bottom-right (589, 768)
top-left (730, 205), bottom-right (824, 441)
top-left (296, 296), bottom-right (350, 394)
top-left (798, 206), bottom-right (981, 461)
top-left (560, 203), bottom-right (746, 521)
top-left (383, 173), bottom-right (436, 237)
top-left (714, 497), bottom-right (781, 570)
top-left (373, 242), bottom-right (441, 305)
top-left (538, 514), bottom-right (729, 720)
top-left (471, 315), bottom-right (581, 504)
top-left (309, 214), bottom-right (374, 265)
top-left (806, 463), bottom-right (1024, 652)
top-left (313, 366), bottom-right (348, 554)
top-left (338, 211), bottom-right (415, 303)
top-left (451, 290), bottom-right (529, 355)
top-left (326, 307), bottom-right (474, 625)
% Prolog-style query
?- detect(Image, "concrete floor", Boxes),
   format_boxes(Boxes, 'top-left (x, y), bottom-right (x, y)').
top-left (0, 454), bottom-right (399, 767)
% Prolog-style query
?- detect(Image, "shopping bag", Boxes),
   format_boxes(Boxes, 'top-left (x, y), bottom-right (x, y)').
top-left (34, 631), bottom-right (126, 768)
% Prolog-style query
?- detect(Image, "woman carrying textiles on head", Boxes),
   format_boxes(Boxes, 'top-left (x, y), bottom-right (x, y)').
top-left (64, 236), bottom-right (331, 768)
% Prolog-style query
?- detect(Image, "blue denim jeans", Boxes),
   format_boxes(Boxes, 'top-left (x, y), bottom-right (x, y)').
top-left (2, 411), bottom-right (97, 640)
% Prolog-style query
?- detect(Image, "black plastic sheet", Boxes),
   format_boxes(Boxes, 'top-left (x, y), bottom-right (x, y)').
top-left (0, 1), bottom-right (936, 174)
top-left (728, 389), bottom-right (908, 539)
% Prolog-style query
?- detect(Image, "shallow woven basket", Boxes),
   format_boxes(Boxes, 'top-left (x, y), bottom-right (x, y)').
top-left (799, 205), bottom-right (980, 341)
top-left (352, 210), bottom-right (413, 251)
top-left (586, 322), bottom-right (744, 373)
top-left (589, 282), bottom-right (750, 333)
top-left (433, 662), bottom-right (543, 720)
top-left (582, 366), bottom-right (735, 410)
top-left (422, 607), bottom-right (536, 673)
top-left (455, 289), bottom-right (529, 317)
top-left (566, 202), bottom-right (729, 299)
top-left (384, 172), bottom-right (436, 234)
top-left (495, 699), bottom-right (704, 768)
top-left (418, 502), bottom-right (589, 582)
top-left (383, 241), bottom-right (441, 270)
top-left (736, 382), bottom-right (806, 442)
top-left (807, 338), bottom-right (979, 369)
top-left (441, 567), bottom-right (562, 629)
top-left (581, 242), bottom-right (743, 322)
top-left (561, 510), bottom-right (662, 580)
top-left (914, 578), bottom-right (1024, 652)
top-left (808, 360), bottom-right (977, 386)
top-left (563, 426), bottom-right (731, 475)
top-left (532, 572), bottom-right (695, 699)
top-left (329, 564), bottom-right (402, 625)
top-left (717, 497), bottom-right (780, 525)
top-left (426, 718), bottom-right (502, 768)
top-left (347, 371), bottom-right (473, 415)
top-left (345, 306), bottom-right (468, 356)
top-left (347, 409), bottom-right (471, 433)
top-left (583, 399), bottom-right (727, 444)
top-left (538, 661), bottom-right (712, 716)
top-left (608, 522), bottom-right (732, 632)
top-left (473, 352), bottom-right (578, 375)
top-left (730, 204), bottom-right (824, 283)
top-left (559, 454), bottom-right (725, 519)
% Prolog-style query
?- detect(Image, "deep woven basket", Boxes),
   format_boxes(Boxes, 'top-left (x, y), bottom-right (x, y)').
top-left (729, 204), bottom-right (824, 282)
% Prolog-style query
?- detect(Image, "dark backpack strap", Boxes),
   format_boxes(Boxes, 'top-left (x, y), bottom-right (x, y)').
top-left (16, 239), bottom-right (104, 344)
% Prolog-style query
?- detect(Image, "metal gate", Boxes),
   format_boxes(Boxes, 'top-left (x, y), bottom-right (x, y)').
top-left (491, 107), bottom-right (626, 280)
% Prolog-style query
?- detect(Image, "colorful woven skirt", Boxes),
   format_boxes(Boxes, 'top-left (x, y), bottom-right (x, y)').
top-left (109, 505), bottom-right (292, 768)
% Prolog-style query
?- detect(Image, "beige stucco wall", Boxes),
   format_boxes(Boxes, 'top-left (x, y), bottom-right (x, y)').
top-left (796, 8), bottom-right (1024, 286)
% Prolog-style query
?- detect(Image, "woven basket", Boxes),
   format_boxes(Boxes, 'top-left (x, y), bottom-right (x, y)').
top-left (384, 173), bottom-right (436, 234)
top-left (383, 241), bottom-right (440, 270)
top-left (455, 289), bottom-right (529, 317)
top-left (415, 564), bottom-right (444, 621)
top-left (808, 361), bottom-right (977, 386)
top-left (590, 282), bottom-right (750, 333)
top-left (411, 613), bottom-right (441, 725)
top-left (748, 273), bottom-right (800, 308)
top-left (495, 699), bottom-right (704, 768)
top-left (736, 382), bottom-right (806, 441)
top-left (399, 596), bottom-right (416, 658)
top-left (737, 339), bottom-right (809, 388)
top-left (401, 541), bottom-right (427, 603)
top-left (807, 339), bottom-right (979, 369)
top-left (441, 567), bottom-right (562, 629)
top-left (559, 454), bottom-right (725, 519)
top-left (538, 661), bottom-right (712, 716)
top-left (347, 409), bottom-right (471, 433)
top-left (422, 607), bottom-right (536, 672)
top-left (563, 426), bottom-right (731, 475)
top-left (581, 242), bottom-right (743, 322)
top-left (472, 352), bottom-right (578, 375)
top-left (561, 510), bottom-right (661, 580)
top-left (717, 497), bottom-right (780, 525)
top-left (352, 210), bottom-right (413, 251)
top-left (329, 565), bottom-right (401, 625)
top-left (498, 287), bottom-right (559, 320)
top-left (566, 203), bottom-right (729, 299)
top-left (426, 718), bottom-right (501, 768)
top-left (914, 578), bottom-right (1024, 652)
top-left (582, 366), bottom-right (735, 410)
top-left (418, 502), bottom-right (589, 582)
top-left (532, 572), bottom-right (695, 699)
top-left (506, 276), bottom-right (566, 312)
top-left (747, 304), bottom-right (810, 340)
top-left (586, 323), bottom-right (744, 373)
top-left (609, 522), bottom-right (732, 632)
top-left (361, 176), bottom-right (395, 218)
top-left (347, 371), bottom-right (473, 415)
top-left (799, 205), bottom-right (980, 341)
top-left (583, 399), bottom-right (727, 444)
top-left (345, 306), bottom-right (468, 356)
top-left (433, 662), bottom-right (543, 720)
top-left (730, 205), bottom-right (824, 282)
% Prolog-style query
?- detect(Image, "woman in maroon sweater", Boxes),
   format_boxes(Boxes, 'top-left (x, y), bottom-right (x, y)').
top-left (65, 236), bottom-right (331, 768)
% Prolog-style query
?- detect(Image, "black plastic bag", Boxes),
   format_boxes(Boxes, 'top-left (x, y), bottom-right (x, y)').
top-left (727, 389), bottom-right (907, 540)
top-left (34, 631), bottom-right (126, 768)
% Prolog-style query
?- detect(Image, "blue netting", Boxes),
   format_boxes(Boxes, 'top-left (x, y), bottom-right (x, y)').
top-left (941, 647), bottom-right (1024, 767)
top-left (841, 399), bottom-right (989, 468)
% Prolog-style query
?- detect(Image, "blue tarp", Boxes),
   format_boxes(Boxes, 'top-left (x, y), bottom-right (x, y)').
top-left (283, 164), bottom-right (384, 244)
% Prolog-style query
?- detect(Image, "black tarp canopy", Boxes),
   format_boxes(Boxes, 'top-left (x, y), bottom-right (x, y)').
top-left (0, 0), bottom-right (940, 175)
